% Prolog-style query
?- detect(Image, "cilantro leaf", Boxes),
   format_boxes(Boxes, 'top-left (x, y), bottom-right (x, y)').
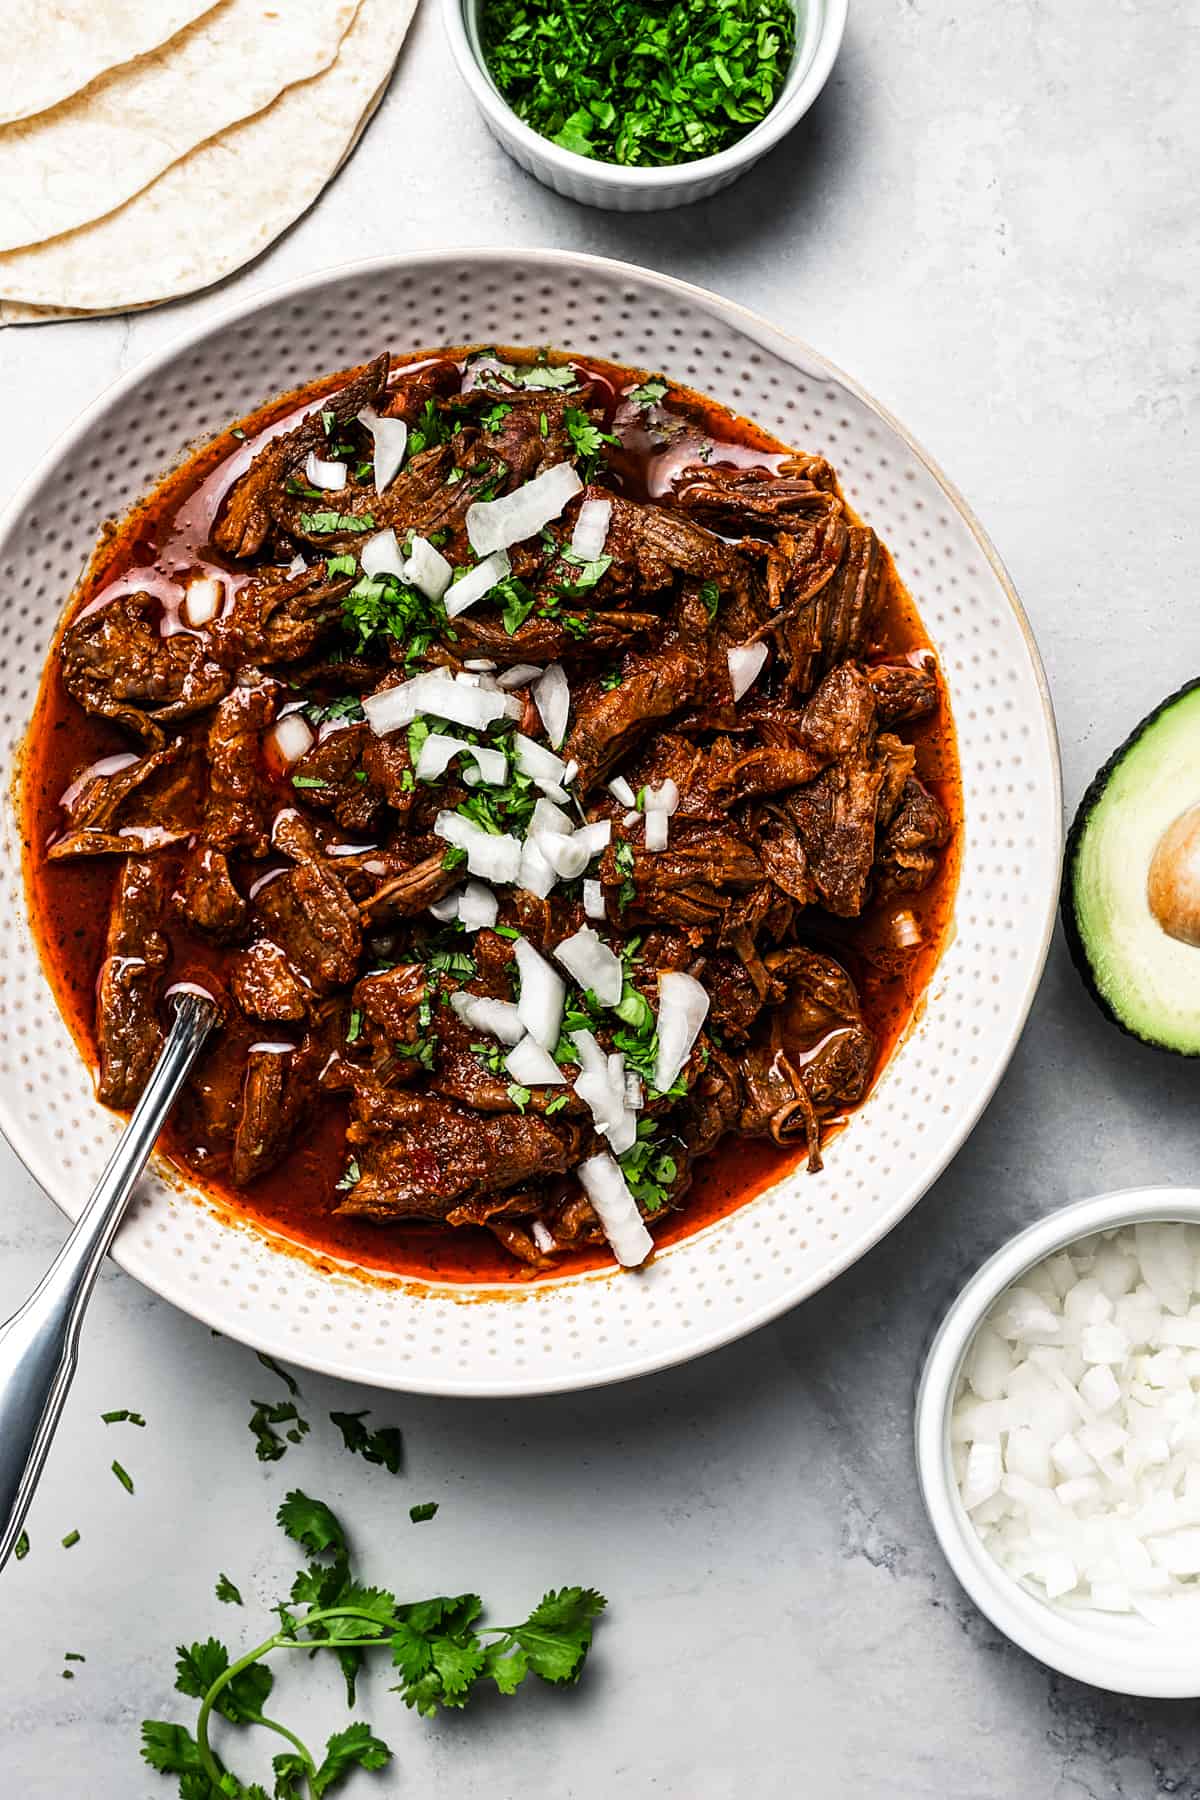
top-left (628, 377), bottom-right (668, 409)
top-left (409, 1501), bottom-right (439, 1523)
top-left (255, 1352), bottom-right (300, 1395)
top-left (509, 1587), bottom-right (607, 1683)
top-left (310, 1723), bottom-right (392, 1795)
top-left (329, 1411), bottom-right (404, 1475)
top-left (215, 1573), bottom-right (243, 1607)
top-left (563, 406), bottom-right (618, 480)
top-left (247, 1398), bottom-right (309, 1462)
top-left (141, 1719), bottom-right (207, 1776)
top-left (276, 1490), bottom-right (347, 1558)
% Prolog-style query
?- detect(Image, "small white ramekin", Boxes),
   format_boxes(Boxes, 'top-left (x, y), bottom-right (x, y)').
top-left (443, 0), bottom-right (848, 211)
top-left (916, 1185), bottom-right (1200, 1698)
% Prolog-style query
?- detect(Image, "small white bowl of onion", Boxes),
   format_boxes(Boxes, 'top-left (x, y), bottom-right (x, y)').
top-left (916, 1187), bottom-right (1200, 1696)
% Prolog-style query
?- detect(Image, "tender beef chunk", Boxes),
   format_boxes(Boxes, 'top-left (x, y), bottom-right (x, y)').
top-left (873, 777), bottom-right (950, 899)
top-left (351, 963), bottom-right (428, 1052)
top-left (875, 732), bottom-right (917, 827)
top-left (48, 738), bottom-right (198, 858)
top-left (450, 608), bottom-right (662, 666)
top-left (604, 493), bottom-right (741, 590)
top-left (232, 1034), bottom-right (324, 1185)
top-left (205, 684), bottom-right (277, 855)
top-left (213, 352), bottom-right (389, 558)
top-left (737, 947), bottom-right (876, 1168)
top-left (359, 731), bottom-right (414, 819)
top-left (96, 856), bottom-right (171, 1107)
top-left (602, 821), bottom-right (764, 939)
top-left (620, 733), bottom-right (737, 821)
top-left (231, 940), bottom-right (309, 1023)
top-left (336, 1085), bottom-right (586, 1222)
top-left (719, 662), bottom-right (877, 802)
top-left (473, 394), bottom-right (578, 485)
top-left (254, 837), bottom-right (362, 994)
top-left (208, 563), bottom-right (353, 668)
top-left (61, 593), bottom-right (231, 746)
top-left (672, 462), bottom-right (842, 533)
top-left (564, 592), bottom-right (710, 792)
top-left (703, 953), bottom-right (770, 1042)
top-left (867, 658), bottom-right (939, 725)
top-left (770, 523), bottom-right (881, 700)
top-left (177, 845), bottom-right (248, 941)
top-left (289, 722), bottom-right (379, 833)
top-left (358, 850), bottom-right (462, 922)
top-left (380, 357), bottom-right (461, 422)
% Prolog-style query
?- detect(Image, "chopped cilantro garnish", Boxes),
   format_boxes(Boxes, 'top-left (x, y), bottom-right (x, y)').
top-left (558, 549), bottom-right (612, 595)
top-left (544, 1093), bottom-right (569, 1116)
top-left (424, 947), bottom-right (477, 979)
top-left (396, 1035), bottom-right (437, 1070)
top-left (480, 402), bottom-right (514, 432)
top-left (614, 839), bottom-right (636, 909)
top-left (298, 510), bottom-right (374, 534)
top-left (329, 1410), bottom-right (404, 1475)
top-left (292, 774), bottom-right (328, 790)
top-left (111, 1459), bottom-right (134, 1495)
top-left (321, 409), bottom-right (336, 435)
top-left (342, 572), bottom-right (444, 657)
top-left (409, 1501), bottom-right (439, 1523)
top-left (507, 1083), bottom-right (532, 1112)
top-left (101, 1408), bottom-right (146, 1426)
top-left (346, 1008), bottom-right (364, 1044)
top-left (248, 1397), bottom-right (311, 1463)
top-left (336, 1156), bottom-right (361, 1192)
top-left (215, 1573), bottom-right (243, 1606)
top-left (563, 407), bottom-right (618, 480)
top-left (628, 377), bottom-right (668, 409)
top-left (600, 668), bottom-right (623, 691)
top-left (495, 574), bottom-right (538, 636)
top-left (619, 1121), bottom-right (680, 1214)
top-left (494, 924), bottom-right (520, 940)
top-left (61, 1530), bottom-right (80, 1549)
top-left (325, 552), bottom-right (358, 577)
top-left (442, 845), bottom-right (468, 872)
top-left (230, 426), bottom-right (246, 440)
top-left (285, 475), bottom-right (325, 499)
top-left (700, 578), bottom-right (721, 619)
top-left (14, 1530), bottom-right (29, 1560)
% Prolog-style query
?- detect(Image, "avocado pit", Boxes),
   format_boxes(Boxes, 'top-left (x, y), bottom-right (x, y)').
top-left (1148, 804), bottom-right (1200, 948)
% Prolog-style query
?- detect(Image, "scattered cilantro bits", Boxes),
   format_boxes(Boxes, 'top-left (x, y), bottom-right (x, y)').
top-left (111, 1459), bottom-right (135, 1494)
top-left (14, 1530), bottom-right (29, 1560)
top-left (215, 1573), bottom-right (244, 1606)
top-left (101, 1407), bottom-right (146, 1426)
top-left (248, 1396), bottom-right (311, 1462)
top-left (61, 1530), bottom-right (80, 1549)
top-left (140, 1490), bottom-right (605, 1798)
top-left (409, 1502), bottom-right (439, 1524)
top-left (329, 1410), bottom-right (404, 1475)
top-left (481, 0), bottom-right (797, 167)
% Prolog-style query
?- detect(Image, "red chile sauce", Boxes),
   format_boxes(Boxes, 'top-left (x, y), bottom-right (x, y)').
top-left (19, 347), bottom-right (962, 1287)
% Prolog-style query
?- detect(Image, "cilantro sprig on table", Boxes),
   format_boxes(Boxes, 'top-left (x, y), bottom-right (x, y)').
top-left (141, 1490), bottom-right (605, 1800)
top-left (480, 0), bottom-right (796, 167)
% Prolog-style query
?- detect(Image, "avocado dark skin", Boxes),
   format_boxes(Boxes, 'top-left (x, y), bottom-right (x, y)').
top-left (1060, 676), bottom-right (1200, 1057)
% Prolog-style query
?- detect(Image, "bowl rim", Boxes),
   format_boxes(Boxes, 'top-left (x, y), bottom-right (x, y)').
top-left (0, 247), bottom-right (1062, 1395)
top-left (915, 1184), bottom-right (1200, 1697)
top-left (442, 0), bottom-right (849, 191)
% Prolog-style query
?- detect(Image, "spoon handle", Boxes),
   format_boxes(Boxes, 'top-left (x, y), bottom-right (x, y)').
top-left (0, 991), bottom-right (217, 1571)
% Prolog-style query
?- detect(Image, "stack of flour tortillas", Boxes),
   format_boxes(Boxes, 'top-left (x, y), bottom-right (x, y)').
top-left (0, 0), bottom-right (416, 324)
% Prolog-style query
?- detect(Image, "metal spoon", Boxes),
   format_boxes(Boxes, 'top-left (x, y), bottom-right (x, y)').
top-left (0, 990), bottom-right (218, 1571)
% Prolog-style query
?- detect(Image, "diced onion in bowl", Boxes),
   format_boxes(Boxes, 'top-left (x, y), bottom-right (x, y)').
top-left (402, 533), bottom-right (452, 601)
top-left (505, 1035), bottom-right (567, 1087)
top-left (358, 406), bottom-right (408, 493)
top-left (727, 642), bottom-right (769, 701)
top-left (457, 880), bottom-right (498, 932)
top-left (466, 462), bottom-right (583, 557)
top-left (576, 1153), bottom-right (653, 1268)
top-left (497, 663), bottom-right (543, 691)
top-left (570, 497), bottom-right (612, 563)
top-left (361, 528), bottom-right (407, 581)
top-left (433, 811), bottom-right (521, 883)
top-left (533, 662), bottom-right (570, 748)
top-left (553, 926), bottom-right (623, 1005)
top-left (467, 744), bottom-right (508, 787)
top-left (654, 970), bottom-right (710, 1093)
top-left (644, 810), bottom-right (669, 851)
top-left (542, 832), bottom-right (590, 880)
top-left (364, 671), bottom-right (520, 736)
top-left (444, 549), bottom-right (511, 618)
top-left (304, 450), bottom-right (347, 491)
top-left (512, 732), bottom-right (568, 789)
top-left (583, 879), bottom-right (606, 921)
top-left (270, 713), bottom-right (315, 765)
top-left (449, 990), bottom-right (524, 1045)
top-left (514, 937), bottom-right (565, 1049)
top-left (183, 574), bottom-right (223, 629)
top-left (608, 776), bottom-right (636, 808)
top-left (518, 833), bottom-right (558, 899)
top-left (529, 796), bottom-right (573, 837)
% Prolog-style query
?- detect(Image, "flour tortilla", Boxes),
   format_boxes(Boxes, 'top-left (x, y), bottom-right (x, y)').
top-left (0, 0), bottom-right (361, 253)
top-left (3, 0), bottom-right (221, 127)
top-left (0, 0), bottom-right (414, 315)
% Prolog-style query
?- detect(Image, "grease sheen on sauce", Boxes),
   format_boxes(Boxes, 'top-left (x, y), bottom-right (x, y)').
top-left (20, 348), bottom-right (962, 1286)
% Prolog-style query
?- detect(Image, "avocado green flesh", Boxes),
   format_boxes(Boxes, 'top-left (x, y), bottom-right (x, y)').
top-left (1070, 684), bottom-right (1200, 1054)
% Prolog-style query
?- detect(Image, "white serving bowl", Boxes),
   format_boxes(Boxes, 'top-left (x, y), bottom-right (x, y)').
top-left (442, 0), bottom-right (848, 210)
top-left (916, 1186), bottom-right (1200, 1697)
top-left (0, 249), bottom-right (1060, 1396)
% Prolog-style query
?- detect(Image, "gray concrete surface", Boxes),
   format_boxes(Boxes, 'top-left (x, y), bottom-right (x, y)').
top-left (2, 0), bottom-right (1199, 1793)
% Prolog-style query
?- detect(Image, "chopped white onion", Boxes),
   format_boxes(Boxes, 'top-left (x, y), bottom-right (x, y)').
top-left (449, 991), bottom-right (524, 1045)
top-left (653, 970), bottom-right (709, 1094)
top-left (358, 405), bottom-right (408, 493)
top-left (444, 549), bottom-right (512, 619)
top-left (512, 733), bottom-right (568, 789)
top-left (583, 878), bottom-right (606, 921)
top-left (570, 1032), bottom-right (637, 1153)
top-left (576, 1153), bottom-right (653, 1269)
top-left (183, 574), bottom-right (223, 628)
top-left (363, 671), bottom-right (520, 737)
top-left (562, 759), bottom-right (579, 786)
top-left (570, 497), bottom-right (612, 563)
top-left (644, 810), bottom-right (669, 851)
top-left (553, 926), bottom-right (623, 1005)
top-left (517, 833), bottom-right (558, 899)
top-left (514, 937), bottom-right (565, 1049)
top-left (533, 662), bottom-right (570, 749)
top-left (643, 779), bottom-right (680, 815)
top-left (572, 820), bottom-right (611, 860)
top-left (403, 533), bottom-right (452, 601)
top-left (608, 775), bottom-right (636, 808)
top-left (433, 811), bottom-right (521, 883)
top-left (457, 880), bottom-right (498, 932)
top-left (531, 1220), bottom-right (557, 1254)
top-left (464, 658), bottom-right (498, 673)
top-left (304, 450), bottom-right (347, 492)
top-left (428, 889), bottom-right (462, 923)
top-left (468, 744), bottom-right (508, 787)
top-left (727, 641), bottom-right (769, 702)
top-left (414, 731), bottom-right (472, 782)
top-left (530, 796), bottom-right (573, 837)
top-left (496, 663), bottom-right (544, 691)
top-left (466, 461), bottom-right (584, 557)
top-left (361, 528), bottom-right (407, 581)
top-left (505, 1035), bottom-right (568, 1087)
top-left (542, 832), bottom-right (591, 881)
top-left (623, 810), bottom-right (641, 829)
top-left (624, 1070), bottom-right (644, 1111)
top-left (270, 714), bottom-right (314, 765)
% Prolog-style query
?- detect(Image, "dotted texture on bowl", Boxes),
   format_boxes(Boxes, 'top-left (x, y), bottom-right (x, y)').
top-left (0, 252), bottom-right (1061, 1396)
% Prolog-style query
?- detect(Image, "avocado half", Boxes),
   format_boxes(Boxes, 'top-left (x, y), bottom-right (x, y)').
top-left (1063, 680), bottom-right (1200, 1054)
